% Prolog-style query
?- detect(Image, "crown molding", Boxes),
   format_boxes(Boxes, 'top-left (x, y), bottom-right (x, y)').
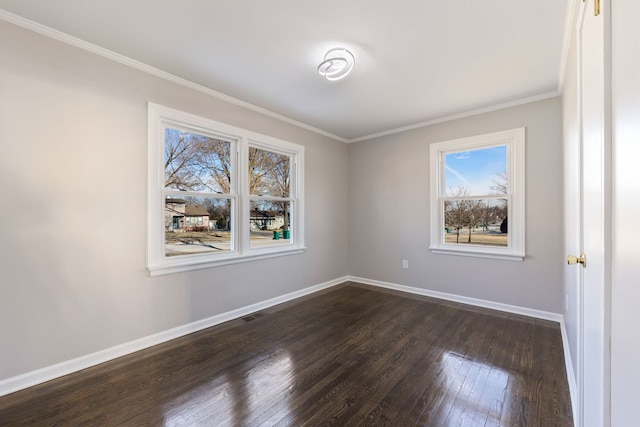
top-left (0, 9), bottom-right (348, 143)
top-left (346, 91), bottom-right (561, 143)
top-left (1, 8), bottom-right (568, 145)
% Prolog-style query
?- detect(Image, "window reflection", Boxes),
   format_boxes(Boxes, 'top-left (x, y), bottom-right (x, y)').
top-left (161, 350), bottom-right (294, 426)
top-left (434, 351), bottom-right (513, 425)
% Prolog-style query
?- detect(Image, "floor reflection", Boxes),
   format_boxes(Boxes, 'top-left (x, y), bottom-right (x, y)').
top-left (0, 285), bottom-right (571, 425)
top-left (237, 349), bottom-right (294, 423)
top-left (161, 349), bottom-right (294, 426)
top-left (430, 351), bottom-right (513, 426)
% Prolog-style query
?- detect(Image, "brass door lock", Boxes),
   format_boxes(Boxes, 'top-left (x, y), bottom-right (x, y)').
top-left (567, 253), bottom-right (587, 267)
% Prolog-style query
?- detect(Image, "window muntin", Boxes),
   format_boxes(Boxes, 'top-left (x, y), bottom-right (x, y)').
top-left (148, 103), bottom-right (304, 275)
top-left (430, 128), bottom-right (525, 261)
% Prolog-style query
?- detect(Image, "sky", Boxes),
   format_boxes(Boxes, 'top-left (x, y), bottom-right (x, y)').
top-left (444, 145), bottom-right (507, 196)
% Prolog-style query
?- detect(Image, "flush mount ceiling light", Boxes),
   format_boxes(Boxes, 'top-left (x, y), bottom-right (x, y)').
top-left (317, 48), bottom-right (355, 81)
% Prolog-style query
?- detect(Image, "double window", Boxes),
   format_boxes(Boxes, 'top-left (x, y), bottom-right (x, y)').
top-left (429, 128), bottom-right (525, 260)
top-left (148, 103), bottom-right (304, 275)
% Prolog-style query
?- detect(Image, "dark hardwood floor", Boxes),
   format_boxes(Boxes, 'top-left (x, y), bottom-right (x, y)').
top-left (0, 282), bottom-right (573, 426)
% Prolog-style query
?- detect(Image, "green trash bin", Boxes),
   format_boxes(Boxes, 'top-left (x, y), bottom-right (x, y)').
top-left (283, 230), bottom-right (291, 239)
top-left (273, 231), bottom-right (280, 240)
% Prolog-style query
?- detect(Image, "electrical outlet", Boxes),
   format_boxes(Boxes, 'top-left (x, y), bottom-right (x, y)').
top-left (402, 260), bottom-right (409, 269)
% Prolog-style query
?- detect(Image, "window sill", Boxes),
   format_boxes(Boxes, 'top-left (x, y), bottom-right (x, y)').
top-left (148, 246), bottom-right (306, 276)
top-left (429, 246), bottom-right (524, 262)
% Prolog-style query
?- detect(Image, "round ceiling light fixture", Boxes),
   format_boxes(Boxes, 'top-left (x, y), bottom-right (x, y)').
top-left (317, 48), bottom-right (355, 81)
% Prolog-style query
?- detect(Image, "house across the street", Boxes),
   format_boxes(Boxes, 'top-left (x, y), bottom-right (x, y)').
top-left (164, 198), bottom-right (212, 231)
top-left (250, 210), bottom-right (285, 231)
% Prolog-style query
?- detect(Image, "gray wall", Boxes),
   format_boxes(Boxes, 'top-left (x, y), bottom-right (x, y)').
top-left (0, 17), bottom-right (567, 386)
top-left (348, 97), bottom-right (564, 313)
top-left (0, 21), bottom-right (349, 381)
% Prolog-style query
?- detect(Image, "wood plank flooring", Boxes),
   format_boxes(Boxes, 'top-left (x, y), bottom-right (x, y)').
top-left (0, 282), bottom-right (573, 426)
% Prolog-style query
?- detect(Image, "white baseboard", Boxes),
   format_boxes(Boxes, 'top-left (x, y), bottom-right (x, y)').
top-left (560, 319), bottom-right (580, 427)
top-left (2, 273), bottom-right (579, 424)
top-left (0, 276), bottom-right (348, 398)
top-left (348, 275), bottom-right (563, 322)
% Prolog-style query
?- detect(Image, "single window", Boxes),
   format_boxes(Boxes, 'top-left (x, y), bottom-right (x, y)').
top-left (429, 128), bottom-right (525, 261)
top-left (148, 103), bottom-right (305, 275)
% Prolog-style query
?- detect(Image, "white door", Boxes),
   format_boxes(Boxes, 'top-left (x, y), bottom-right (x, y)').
top-left (577, 0), bottom-right (610, 426)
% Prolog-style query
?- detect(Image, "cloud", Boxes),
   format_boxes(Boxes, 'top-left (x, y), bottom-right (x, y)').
top-left (445, 165), bottom-right (470, 188)
top-left (455, 151), bottom-right (471, 160)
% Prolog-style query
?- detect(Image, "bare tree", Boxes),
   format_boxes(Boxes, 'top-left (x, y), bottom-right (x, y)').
top-left (444, 187), bottom-right (485, 244)
top-left (267, 153), bottom-right (290, 197)
top-left (164, 133), bottom-right (293, 234)
top-left (466, 200), bottom-right (484, 243)
top-left (490, 171), bottom-right (508, 230)
top-left (266, 152), bottom-right (291, 233)
top-left (189, 137), bottom-right (233, 230)
top-left (164, 129), bottom-right (201, 190)
top-left (445, 187), bottom-right (470, 244)
top-left (248, 147), bottom-right (292, 234)
top-left (164, 130), bottom-right (234, 229)
top-left (203, 198), bottom-right (231, 230)
top-left (193, 137), bottom-right (232, 193)
top-left (249, 147), bottom-right (275, 196)
top-left (491, 171), bottom-right (508, 194)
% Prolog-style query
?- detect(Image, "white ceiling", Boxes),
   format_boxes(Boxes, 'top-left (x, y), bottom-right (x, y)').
top-left (0, 1), bottom-right (570, 142)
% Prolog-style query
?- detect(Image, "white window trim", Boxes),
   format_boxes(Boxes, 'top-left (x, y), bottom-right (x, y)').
top-left (429, 127), bottom-right (525, 261)
top-left (148, 103), bottom-right (305, 276)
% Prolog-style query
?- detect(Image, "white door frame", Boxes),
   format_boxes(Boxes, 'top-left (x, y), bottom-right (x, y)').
top-left (576, 0), bottom-right (612, 425)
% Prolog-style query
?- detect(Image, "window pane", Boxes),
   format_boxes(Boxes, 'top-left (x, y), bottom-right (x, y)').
top-left (164, 128), bottom-right (232, 193)
top-left (249, 147), bottom-right (290, 197)
top-left (444, 145), bottom-right (507, 196)
top-left (444, 199), bottom-right (508, 247)
top-left (164, 197), bottom-right (232, 256)
top-left (250, 200), bottom-right (291, 248)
